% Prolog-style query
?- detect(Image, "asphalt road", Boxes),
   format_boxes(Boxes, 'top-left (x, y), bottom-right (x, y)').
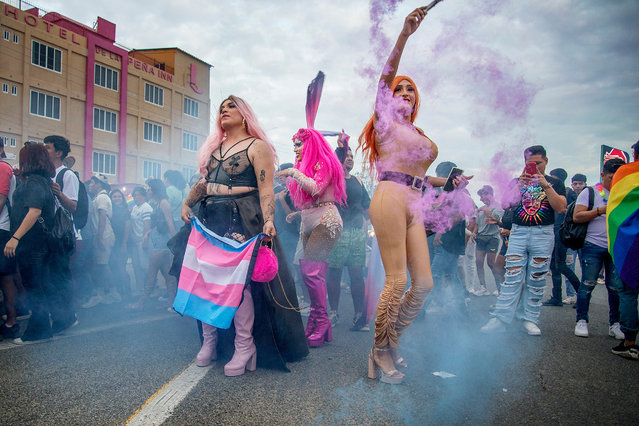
top-left (1, 279), bottom-right (637, 425)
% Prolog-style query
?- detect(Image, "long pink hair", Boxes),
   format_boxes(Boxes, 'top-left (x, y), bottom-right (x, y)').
top-left (288, 128), bottom-right (346, 209)
top-left (198, 95), bottom-right (278, 176)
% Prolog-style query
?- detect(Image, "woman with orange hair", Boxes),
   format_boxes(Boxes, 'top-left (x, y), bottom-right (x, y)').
top-left (359, 7), bottom-right (452, 384)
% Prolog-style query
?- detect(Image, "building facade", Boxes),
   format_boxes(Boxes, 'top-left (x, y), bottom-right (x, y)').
top-left (0, 1), bottom-right (211, 183)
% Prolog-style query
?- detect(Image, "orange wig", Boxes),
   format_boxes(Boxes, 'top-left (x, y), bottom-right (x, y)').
top-left (357, 75), bottom-right (421, 174)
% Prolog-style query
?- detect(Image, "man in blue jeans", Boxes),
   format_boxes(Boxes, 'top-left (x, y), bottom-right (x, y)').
top-left (572, 158), bottom-right (626, 339)
top-left (481, 145), bottom-right (566, 335)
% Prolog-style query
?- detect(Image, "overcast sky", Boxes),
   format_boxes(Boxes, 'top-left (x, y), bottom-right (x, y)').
top-left (43, 0), bottom-right (639, 192)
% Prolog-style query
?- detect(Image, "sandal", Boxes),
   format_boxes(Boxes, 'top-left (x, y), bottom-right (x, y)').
top-left (368, 347), bottom-right (404, 384)
top-left (390, 347), bottom-right (407, 368)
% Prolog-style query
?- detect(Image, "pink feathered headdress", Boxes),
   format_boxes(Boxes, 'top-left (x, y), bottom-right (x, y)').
top-left (288, 128), bottom-right (346, 209)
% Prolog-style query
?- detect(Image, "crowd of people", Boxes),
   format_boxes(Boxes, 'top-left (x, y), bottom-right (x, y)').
top-left (1, 7), bottom-right (637, 388)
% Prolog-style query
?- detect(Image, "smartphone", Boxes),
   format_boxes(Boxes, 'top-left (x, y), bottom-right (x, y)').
top-left (443, 167), bottom-right (463, 192)
top-left (524, 161), bottom-right (538, 175)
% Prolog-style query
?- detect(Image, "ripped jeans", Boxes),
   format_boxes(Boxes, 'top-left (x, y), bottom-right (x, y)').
top-left (492, 224), bottom-right (554, 324)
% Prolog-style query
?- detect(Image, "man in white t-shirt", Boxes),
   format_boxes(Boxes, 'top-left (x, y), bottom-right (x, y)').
top-left (82, 174), bottom-right (118, 308)
top-left (573, 158), bottom-right (626, 339)
top-left (44, 135), bottom-right (79, 334)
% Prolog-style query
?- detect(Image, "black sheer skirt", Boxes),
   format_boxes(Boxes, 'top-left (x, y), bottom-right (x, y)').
top-left (169, 190), bottom-right (308, 371)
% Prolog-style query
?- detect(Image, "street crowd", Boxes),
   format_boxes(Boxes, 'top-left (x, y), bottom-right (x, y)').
top-left (0, 134), bottom-right (637, 363)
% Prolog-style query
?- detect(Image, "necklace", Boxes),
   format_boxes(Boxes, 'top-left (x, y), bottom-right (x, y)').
top-left (595, 183), bottom-right (608, 204)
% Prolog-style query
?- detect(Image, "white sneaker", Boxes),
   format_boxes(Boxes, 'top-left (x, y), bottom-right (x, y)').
top-left (609, 322), bottom-right (625, 340)
top-left (523, 321), bottom-right (541, 336)
top-left (480, 317), bottom-right (506, 334)
top-left (562, 296), bottom-right (577, 305)
top-left (81, 295), bottom-right (103, 309)
top-left (474, 286), bottom-right (489, 296)
top-left (574, 320), bottom-right (589, 337)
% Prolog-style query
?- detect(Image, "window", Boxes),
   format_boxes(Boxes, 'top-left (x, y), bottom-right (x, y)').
top-left (182, 132), bottom-right (198, 151)
top-left (143, 121), bottom-right (162, 144)
top-left (143, 160), bottom-right (162, 179)
top-left (3, 31), bottom-right (8, 41)
top-left (30, 90), bottom-right (60, 120)
top-left (1, 83), bottom-right (7, 93)
top-left (144, 83), bottom-right (163, 106)
top-left (10, 137), bottom-right (16, 147)
top-left (0, 137), bottom-right (7, 146)
top-left (183, 167), bottom-right (197, 180)
top-left (93, 108), bottom-right (117, 133)
top-left (11, 86), bottom-right (17, 96)
top-left (94, 64), bottom-right (118, 91)
top-left (12, 34), bottom-right (19, 44)
top-left (92, 152), bottom-right (116, 175)
top-left (31, 40), bottom-right (62, 73)
top-left (184, 98), bottom-right (199, 118)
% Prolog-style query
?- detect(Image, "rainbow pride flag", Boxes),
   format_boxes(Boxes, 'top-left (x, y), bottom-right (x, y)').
top-left (607, 161), bottom-right (639, 288)
top-left (173, 217), bottom-right (260, 328)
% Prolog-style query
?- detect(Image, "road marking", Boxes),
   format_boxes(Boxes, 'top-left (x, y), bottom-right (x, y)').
top-left (0, 313), bottom-right (174, 351)
top-left (125, 361), bottom-right (211, 425)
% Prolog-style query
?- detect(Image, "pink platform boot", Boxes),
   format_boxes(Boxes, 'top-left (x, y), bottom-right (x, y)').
top-left (224, 287), bottom-right (257, 377)
top-left (196, 323), bottom-right (217, 367)
top-left (300, 259), bottom-right (332, 348)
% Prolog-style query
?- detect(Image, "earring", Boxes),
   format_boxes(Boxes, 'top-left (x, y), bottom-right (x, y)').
top-left (242, 118), bottom-right (247, 129)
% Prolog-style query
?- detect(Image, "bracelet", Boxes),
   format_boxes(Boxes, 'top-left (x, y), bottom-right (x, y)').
top-left (11, 235), bottom-right (19, 242)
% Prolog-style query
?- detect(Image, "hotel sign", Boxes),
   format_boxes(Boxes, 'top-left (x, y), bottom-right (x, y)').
top-left (3, 4), bottom-right (84, 45)
top-left (95, 46), bottom-right (174, 83)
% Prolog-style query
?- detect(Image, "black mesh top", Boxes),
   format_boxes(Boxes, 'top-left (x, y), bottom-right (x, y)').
top-left (206, 139), bottom-right (258, 188)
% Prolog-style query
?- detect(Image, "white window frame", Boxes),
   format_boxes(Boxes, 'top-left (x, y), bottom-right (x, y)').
top-left (1, 83), bottom-right (7, 93)
top-left (31, 40), bottom-right (62, 73)
top-left (3, 31), bottom-right (9, 41)
top-left (94, 63), bottom-right (119, 91)
top-left (143, 160), bottom-right (162, 180)
top-left (93, 107), bottom-right (118, 133)
top-left (144, 82), bottom-right (164, 106)
top-left (12, 33), bottom-right (19, 44)
top-left (11, 86), bottom-right (17, 96)
top-left (182, 131), bottom-right (198, 152)
top-left (143, 121), bottom-right (163, 144)
top-left (10, 137), bottom-right (16, 147)
top-left (184, 97), bottom-right (199, 118)
top-left (92, 151), bottom-right (117, 176)
top-left (183, 167), bottom-right (197, 180)
top-left (30, 89), bottom-right (61, 120)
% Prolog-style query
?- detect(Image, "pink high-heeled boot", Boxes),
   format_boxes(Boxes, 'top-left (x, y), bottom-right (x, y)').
top-left (224, 287), bottom-right (257, 377)
top-left (300, 259), bottom-right (332, 347)
top-left (196, 323), bottom-right (217, 367)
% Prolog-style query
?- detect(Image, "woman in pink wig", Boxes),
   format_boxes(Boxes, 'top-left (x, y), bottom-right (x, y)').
top-left (276, 128), bottom-right (346, 347)
top-left (176, 95), bottom-right (308, 376)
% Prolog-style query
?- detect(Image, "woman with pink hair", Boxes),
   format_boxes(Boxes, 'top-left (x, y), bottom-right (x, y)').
top-left (275, 128), bottom-right (346, 347)
top-left (177, 95), bottom-right (308, 375)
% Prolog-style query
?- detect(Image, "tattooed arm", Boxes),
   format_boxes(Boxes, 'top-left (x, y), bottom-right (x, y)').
top-left (249, 140), bottom-right (277, 239)
top-left (181, 180), bottom-right (206, 223)
top-left (275, 164), bottom-right (327, 197)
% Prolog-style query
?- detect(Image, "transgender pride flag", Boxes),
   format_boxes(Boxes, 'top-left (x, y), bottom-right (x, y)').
top-left (173, 217), bottom-right (260, 329)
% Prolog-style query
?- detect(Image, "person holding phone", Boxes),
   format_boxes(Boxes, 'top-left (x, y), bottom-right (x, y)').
top-left (357, 7), bottom-right (465, 384)
top-left (481, 145), bottom-right (566, 336)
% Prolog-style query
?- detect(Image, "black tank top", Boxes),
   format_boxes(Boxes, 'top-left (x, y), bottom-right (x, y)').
top-left (207, 139), bottom-right (258, 188)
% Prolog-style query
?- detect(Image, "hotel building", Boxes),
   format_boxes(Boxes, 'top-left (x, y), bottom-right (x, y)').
top-left (0, 0), bottom-right (211, 183)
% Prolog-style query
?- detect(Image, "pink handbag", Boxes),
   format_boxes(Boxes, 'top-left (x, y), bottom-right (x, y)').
top-left (251, 243), bottom-right (278, 283)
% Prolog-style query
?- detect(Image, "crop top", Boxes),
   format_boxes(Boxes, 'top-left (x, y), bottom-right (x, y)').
top-left (206, 139), bottom-right (258, 188)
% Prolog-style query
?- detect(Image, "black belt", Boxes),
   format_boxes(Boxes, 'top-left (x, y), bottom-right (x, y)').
top-left (379, 171), bottom-right (428, 192)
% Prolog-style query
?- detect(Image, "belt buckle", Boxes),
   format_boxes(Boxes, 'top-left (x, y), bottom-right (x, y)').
top-left (411, 175), bottom-right (424, 191)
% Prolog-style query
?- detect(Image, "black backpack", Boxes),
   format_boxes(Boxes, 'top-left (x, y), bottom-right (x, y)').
top-left (56, 168), bottom-right (89, 229)
top-left (559, 186), bottom-right (594, 250)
